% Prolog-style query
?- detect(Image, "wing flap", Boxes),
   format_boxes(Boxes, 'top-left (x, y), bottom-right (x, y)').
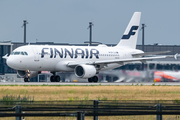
top-left (67, 56), bottom-right (168, 67)
top-left (94, 56), bottom-right (167, 64)
top-left (67, 61), bottom-right (95, 67)
top-left (132, 51), bottom-right (170, 57)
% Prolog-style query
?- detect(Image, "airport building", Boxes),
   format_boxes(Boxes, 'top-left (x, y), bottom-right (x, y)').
top-left (1, 41), bottom-right (180, 82)
top-left (0, 41), bottom-right (13, 75)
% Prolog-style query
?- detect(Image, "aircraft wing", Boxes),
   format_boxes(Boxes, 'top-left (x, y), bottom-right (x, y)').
top-left (132, 51), bottom-right (170, 57)
top-left (67, 56), bottom-right (168, 67)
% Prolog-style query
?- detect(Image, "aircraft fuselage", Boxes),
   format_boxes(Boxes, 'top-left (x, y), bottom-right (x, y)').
top-left (7, 45), bottom-right (140, 72)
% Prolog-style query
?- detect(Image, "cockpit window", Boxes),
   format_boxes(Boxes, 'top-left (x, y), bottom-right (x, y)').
top-left (14, 52), bottom-right (20, 55)
top-left (21, 52), bottom-right (24, 55)
top-left (10, 51), bottom-right (28, 55)
top-left (24, 52), bottom-right (28, 55)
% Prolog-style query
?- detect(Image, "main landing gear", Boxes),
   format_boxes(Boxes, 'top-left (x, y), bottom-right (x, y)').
top-left (50, 75), bottom-right (60, 82)
top-left (50, 72), bottom-right (61, 82)
top-left (88, 76), bottom-right (98, 83)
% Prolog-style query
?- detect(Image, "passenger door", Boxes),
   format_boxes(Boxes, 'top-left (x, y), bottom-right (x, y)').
top-left (32, 47), bottom-right (39, 62)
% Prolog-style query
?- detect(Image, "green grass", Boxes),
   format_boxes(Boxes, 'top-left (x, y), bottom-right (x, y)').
top-left (114, 89), bottom-right (120, 94)
top-left (51, 91), bottom-right (59, 94)
top-left (1, 88), bottom-right (13, 94)
top-left (68, 90), bottom-right (76, 94)
top-left (166, 91), bottom-right (180, 94)
top-left (0, 95), bottom-right (34, 105)
top-left (20, 89), bottom-right (28, 94)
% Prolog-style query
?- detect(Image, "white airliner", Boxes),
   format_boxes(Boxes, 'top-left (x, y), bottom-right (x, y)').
top-left (3, 12), bottom-right (170, 82)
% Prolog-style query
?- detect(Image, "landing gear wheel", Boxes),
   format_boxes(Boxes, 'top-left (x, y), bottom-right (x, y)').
top-left (55, 76), bottom-right (60, 82)
top-left (24, 78), bottom-right (29, 82)
top-left (50, 75), bottom-right (61, 82)
top-left (93, 76), bottom-right (98, 83)
top-left (88, 78), bottom-right (93, 82)
top-left (88, 76), bottom-right (98, 83)
top-left (50, 76), bottom-right (55, 82)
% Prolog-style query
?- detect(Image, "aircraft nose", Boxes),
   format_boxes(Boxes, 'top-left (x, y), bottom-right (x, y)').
top-left (7, 57), bottom-right (15, 68)
top-left (7, 56), bottom-right (26, 70)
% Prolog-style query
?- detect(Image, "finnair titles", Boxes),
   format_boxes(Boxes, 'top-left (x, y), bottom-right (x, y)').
top-left (41, 48), bottom-right (100, 59)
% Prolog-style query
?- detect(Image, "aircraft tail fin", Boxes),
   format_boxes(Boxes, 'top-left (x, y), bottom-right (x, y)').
top-left (115, 12), bottom-right (141, 49)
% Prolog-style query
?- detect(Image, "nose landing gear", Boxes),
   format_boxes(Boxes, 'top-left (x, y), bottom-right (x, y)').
top-left (24, 70), bottom-right (30, 82)
top-left (24, 77), bottom-right (30, 82)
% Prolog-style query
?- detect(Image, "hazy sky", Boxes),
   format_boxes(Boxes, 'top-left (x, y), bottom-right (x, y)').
top-left (0, 0), bottom-right (179, 45)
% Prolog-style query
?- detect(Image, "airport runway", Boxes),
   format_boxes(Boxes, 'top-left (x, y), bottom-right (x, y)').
top-left (0, 82), bottom-right (180, 86)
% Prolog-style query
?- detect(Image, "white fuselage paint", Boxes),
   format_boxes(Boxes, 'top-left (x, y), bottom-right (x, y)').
top-left (6, 12), bottom-right (145, 76)
top-left (7, 45), bottom-right (143, 72)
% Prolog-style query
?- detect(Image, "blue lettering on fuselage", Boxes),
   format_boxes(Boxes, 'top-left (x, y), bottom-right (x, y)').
top-left (64, 48), bottom-right (73, 58)
top-left (41, 48), bottom-right (49, 58)
top-left (85, 48), bottom-right (88, 59)
top-left (50, 48), bottom-right (53, 58)
top-left (54, 48), bottom-right (63, 58)
top-left (75, 48), bottom-right (84, 58)
top-left (90, 49), bottom-right (99, 59)
top-left (40, 48), bottom-right (99, 59)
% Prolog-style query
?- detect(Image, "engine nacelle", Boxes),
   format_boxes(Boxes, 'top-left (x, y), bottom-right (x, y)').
top-left (74, 65), bottom-right (96, 79)
top-left (17, 70), bottom-right (26, 78)
top-left (17, 70), bottom-right (40, 79)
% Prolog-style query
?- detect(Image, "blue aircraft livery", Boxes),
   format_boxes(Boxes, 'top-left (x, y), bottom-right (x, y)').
top-left (41, 48), bottom-right (99, 59)
top-left (121, 26), bottom-right (139, 39)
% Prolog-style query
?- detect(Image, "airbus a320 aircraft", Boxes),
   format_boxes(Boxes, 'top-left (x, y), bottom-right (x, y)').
top-left (3, 12), bottom-right (170, 82)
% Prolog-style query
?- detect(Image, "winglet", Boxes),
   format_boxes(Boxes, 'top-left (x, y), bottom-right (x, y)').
top-left (2, 54), bottom-right (8, 60)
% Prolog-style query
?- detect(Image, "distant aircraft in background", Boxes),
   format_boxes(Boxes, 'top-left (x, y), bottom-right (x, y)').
top-left (154, 71), bottom-right (180, 82)
top-left (3, 12), bottom-right (171, 82)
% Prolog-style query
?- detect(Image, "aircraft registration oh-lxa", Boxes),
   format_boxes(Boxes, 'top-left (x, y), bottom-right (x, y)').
top-left (3, 12), bottom-right (171, 82)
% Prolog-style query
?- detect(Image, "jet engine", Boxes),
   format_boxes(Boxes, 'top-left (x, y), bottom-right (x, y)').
top-left (17, 70), bottom-right (40, 79)
top-left (17, 70), bottom-right (26, 78)
top-left (74, 65), bottom-right (96, 79)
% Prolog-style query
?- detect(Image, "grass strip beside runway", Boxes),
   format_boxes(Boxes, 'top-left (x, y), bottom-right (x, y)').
top-left (1, 85), bottom-right (180, 120)
top-left (0, 86), bottom-right (179, 101)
